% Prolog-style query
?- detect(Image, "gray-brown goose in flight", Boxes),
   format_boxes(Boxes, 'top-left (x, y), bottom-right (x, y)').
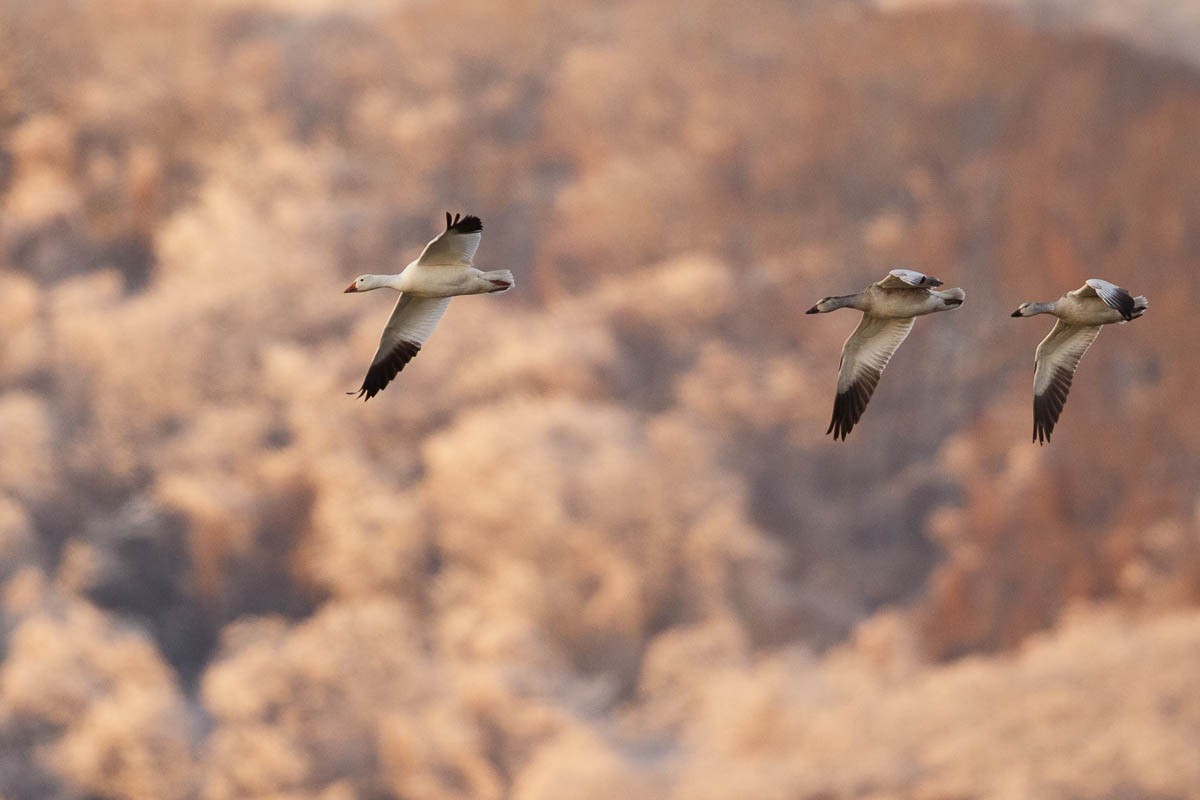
top-left (806, 269), bottom-right (965, 440)
top-left (344, 212), bottom-right (514, 399)
top-left (1012, 278), bottom-right (1147, 444)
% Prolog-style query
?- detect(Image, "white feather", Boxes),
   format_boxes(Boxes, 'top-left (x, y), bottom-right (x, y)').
top-left (836, 317), bottom-right (916, 395)
top-left (415, 225), bottom-right (481, 267)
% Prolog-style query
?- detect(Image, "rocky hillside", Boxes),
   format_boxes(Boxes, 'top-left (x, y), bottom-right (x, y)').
top-left (0, 1), bottom-right (1198, 797)
top-left (880, 0), bottom-right (1200, 67)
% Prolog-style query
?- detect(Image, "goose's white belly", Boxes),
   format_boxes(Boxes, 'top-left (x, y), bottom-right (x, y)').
top-left (399, 264), bottom-right (485, 297)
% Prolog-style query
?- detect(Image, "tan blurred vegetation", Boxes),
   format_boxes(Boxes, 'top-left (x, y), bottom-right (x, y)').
top-left (0, 0), bottom-right (1199, 797)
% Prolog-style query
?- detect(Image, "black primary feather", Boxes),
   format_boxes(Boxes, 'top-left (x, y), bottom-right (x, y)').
top-left (826, 371), bottom-right (880, 441)
top-left (445, 213), bottom-right (482, 235)
top-left (349, 340), bottom-right (422, 401)
top-left (1032, 365), bottom-right (1074, 444)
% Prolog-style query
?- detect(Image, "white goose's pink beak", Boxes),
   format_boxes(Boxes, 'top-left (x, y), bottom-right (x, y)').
top-left (344, 281), bottom-right (358, 293)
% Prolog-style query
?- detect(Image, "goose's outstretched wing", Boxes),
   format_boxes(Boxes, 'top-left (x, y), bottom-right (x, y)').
top-left (876, 269), bottom-right (943, 290)
top-left (826, 316), bottom-right (915, 440)
top-left (1073, 279), bottom-right (1136, 321)
top-left (415, 212), bottom-right (483, 267)
top-left (1031, 320), bottom-right (1102, 444)
top-left (351, 295), bottom-right (452, 400)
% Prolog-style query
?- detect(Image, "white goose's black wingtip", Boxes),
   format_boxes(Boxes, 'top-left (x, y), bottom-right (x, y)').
top-left (350, 340), bottom-right (423, 401)
top-left (444, 212), bottom-right (483, 234)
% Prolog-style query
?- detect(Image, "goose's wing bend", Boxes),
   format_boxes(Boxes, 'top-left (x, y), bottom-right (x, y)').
top-left (351, 295), bottom-right (453, 400)
top-left (1031, 319), bottom-right (1102, 443)
top-left (875, 269), bottom-right (943, 290)
top-left (415, 213), bottom-right (483, 267)
top-left (1074, 279), bottom-right (1136, 320)
top-left (826, 316), bottom-right (916, 440)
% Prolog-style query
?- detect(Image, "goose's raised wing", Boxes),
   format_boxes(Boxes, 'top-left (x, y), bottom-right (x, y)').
top-left (876, 269), bottom-right (942, 290)
top-left (1031, 320), bottom-right (1102, 444)
top-left (351, 295), bottom-right (452, 400)
top-left (415, 213), bottom-right (483, 267)
top-left (827, 316), bottom-right (915, 440)
top-left (1074, 279), bottom-right (1136, 320)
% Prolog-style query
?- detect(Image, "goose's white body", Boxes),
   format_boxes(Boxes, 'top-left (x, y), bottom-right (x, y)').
top-left (1012, 278), bottom-right (1147, 444)
top-left (345, 213), bottom-right (513, 399)
top-left (807, 268), bottom-right (965, 440)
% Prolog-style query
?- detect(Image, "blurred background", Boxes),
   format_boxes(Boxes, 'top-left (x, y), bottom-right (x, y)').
top-left (1, 0), bottom-right (1199, 797)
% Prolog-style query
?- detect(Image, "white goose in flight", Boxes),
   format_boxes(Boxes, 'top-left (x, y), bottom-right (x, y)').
top-left (344, 212), bottom-right (514, 399)
top-left (806, 269), bottom-right (965, 440)
top-left (1012, 278), bottom-right (1147, 444)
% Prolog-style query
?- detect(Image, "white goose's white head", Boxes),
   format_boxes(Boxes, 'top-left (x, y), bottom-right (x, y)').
top-left (344, 275), bottom-right (385, 293)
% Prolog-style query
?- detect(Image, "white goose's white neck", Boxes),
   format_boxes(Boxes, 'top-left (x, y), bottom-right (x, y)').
top-left (365, 274), bottom-right (405, 291)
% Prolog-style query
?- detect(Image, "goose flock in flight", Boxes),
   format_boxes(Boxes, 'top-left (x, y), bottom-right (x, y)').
top-left (345, 213), bottom-right (1147, 444)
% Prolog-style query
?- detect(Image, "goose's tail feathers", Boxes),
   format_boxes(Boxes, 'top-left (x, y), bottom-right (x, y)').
top-left (935, 287), bottom-right (965, 308)
top-left (1131, 295), bottom-right (1148, 319)
top-left (483, 269), bottom-right (514, 293)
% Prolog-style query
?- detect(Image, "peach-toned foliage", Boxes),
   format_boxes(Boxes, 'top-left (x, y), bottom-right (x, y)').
top-left (0, 0), bottom-right (1197, 798)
